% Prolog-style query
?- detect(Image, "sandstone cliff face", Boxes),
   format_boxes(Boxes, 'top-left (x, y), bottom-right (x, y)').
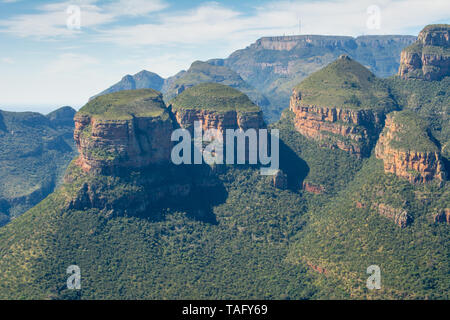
top-left (174, 109), bottom-right (264, 133)
top-left (398, 24), bottom-right (450, 81)
top-left (434, 208), bottom-right (450, 224)
top-left (289, 92), bottom-right (385, 156)
top-left (371, 203), bottom-right (412, 228)
top-left (375, 114), bottom-right (446, 183)
top-left (74, 113), bottom-right (173, 174)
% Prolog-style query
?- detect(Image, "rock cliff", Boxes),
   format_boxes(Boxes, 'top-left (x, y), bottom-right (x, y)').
top-left (74, 89), bottom-right (174, 174)
top-left (290, 55), bottom-right (396, 157)
top-left (375, 111), bottom-right (446, 183)
top-left (170, 83), bottom-right (264, 133)
top-left (398, 24), bottom-right (450, 81)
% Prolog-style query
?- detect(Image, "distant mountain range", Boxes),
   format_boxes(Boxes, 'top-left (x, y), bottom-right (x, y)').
top-left (0, 25), bottom-right (448, 300)
top-left (93, 35), bottom-right (416, 122)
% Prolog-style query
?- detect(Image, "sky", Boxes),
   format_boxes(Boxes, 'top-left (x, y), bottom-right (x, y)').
top-left (0, 0), bottom-right (449, 114)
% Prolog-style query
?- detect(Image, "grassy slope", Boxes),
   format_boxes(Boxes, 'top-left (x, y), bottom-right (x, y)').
top-left (293, 57), bottom-right (396, 111)
top-left (290, 155), bottom-right (449, 299)
top-left (386, 110), bottom-right (439, 153)
top-left (0, 163), bottom-right (318, 299)
top-left (384, 76), bottom-right (450, 158)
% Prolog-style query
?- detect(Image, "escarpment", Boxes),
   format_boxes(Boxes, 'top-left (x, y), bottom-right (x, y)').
top-left (375, 111), bottom-right (446, 183)
top-left (170, 83), bottom-right (264, 133)
top-left (398, 24), bottom-right (450, 81)
top-left (69, 88), bottom-right (230, 217)
top-left (289, 55), bottom-right (396, 157)
top-left (74, 89), bottom-right (174, 174)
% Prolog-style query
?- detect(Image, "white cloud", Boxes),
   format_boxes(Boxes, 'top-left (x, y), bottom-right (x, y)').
top-left (1, 57), bottom-right (14, 64)
top-left (98, 0), bottom-right (450, 48)
top-left (0, 0), bottom-right (168, 38)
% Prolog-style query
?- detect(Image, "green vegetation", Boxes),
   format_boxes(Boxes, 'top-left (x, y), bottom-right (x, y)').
top-left (0, 164), bottom-right (317, 299)
top-left (0, 108), bottom-right (76, 226)
top-left (79, 89), bottom-right (168, 120)
top-left (387, 111), bottom-right (438, 153)
top-left (293, 56), bottom-right (396, 111)
top-left (290, 156), bottom-right (449, 299)
top-left (170, 83), bottom-right (261, 113)
top-left (164, 61), bottom-right (269, 110)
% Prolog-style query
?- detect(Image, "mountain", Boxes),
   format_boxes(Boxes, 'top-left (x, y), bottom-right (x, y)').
top-left (93, 34), bottom-right (415, 124)
top-left (398, 24), bottom-right (449, 81)
top-left (0, 107), bottom-right (77, 226)
top-left (220, 34), bottom-right (416, 121)
top-left (0, 25), bottom-right (448, 300)
top-left (289, 54), bottom-right (397, 157)
top-left (375, 110), bottom-right (446, 184)
top-left (163, 61), bottom-right (270, 112)
top-left (169, 82), bottom-right (264, 132)
top-left (0, 87), bottom-right (318, 300)
top-left (91, 71), bottom-right (165, 100)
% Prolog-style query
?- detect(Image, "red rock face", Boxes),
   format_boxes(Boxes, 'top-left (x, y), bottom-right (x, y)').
top-left (371, 203), bottom-right (412, 228)
top-left (433, 208), bottom-right (450, 224)
top-left (375, 115), bottom-right (446, 184)
top-left (302, 182), bottom-right (325, 194)
top-left (289, 90), bottom-right (384, 157)
top-left (74, 113), bottom-right (174, 174)
top-left (174, 109), bottom-right (264, 133)
top-left (398, 25), bottom-right (450, 81)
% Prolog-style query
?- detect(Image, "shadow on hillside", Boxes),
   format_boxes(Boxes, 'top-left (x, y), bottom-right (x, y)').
top-left (279, 138), bottom-right (310, 191)
top-left (442, 157), bottom-right (450, 181)
top-left (125, 164), bottom-right (227, 225)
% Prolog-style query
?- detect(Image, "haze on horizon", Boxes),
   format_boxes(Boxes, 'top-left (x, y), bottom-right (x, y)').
top-left (0, 0), bottom-right (449, 114)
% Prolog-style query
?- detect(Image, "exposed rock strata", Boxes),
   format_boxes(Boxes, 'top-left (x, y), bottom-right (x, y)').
top-left (74, 113), bottom-right (173, 174)
top-left (371, 203), bottom-right (412, 228)
top-left (289, 96), bottom-right (385, 156)
top-left (398, 24), bottom-right (450, 81)
top-left (375, 114), bottom-right (446, 183)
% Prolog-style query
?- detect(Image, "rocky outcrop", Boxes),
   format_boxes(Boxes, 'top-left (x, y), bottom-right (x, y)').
top-left (433, 208), bottom-right (450, 224)
top-left (375, 113), bottom-right (446, 184)
top-left (74, 113), bottom-right (174, 174)
top-left (272, 170), bottom-right (288, 190)
top-left (398, 24), bottom-right (450, 81)
top-left (174, 109), bottom-right (264, 133)
top-left (290, 97), bottom-right (385, 157)
top-left (371, 203), bottom-right (412, 228)
top-left (302, 182), bottom-right (325, 194)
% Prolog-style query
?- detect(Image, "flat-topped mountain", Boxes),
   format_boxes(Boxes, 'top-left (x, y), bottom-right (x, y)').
top-left (221, 34), bottom-right (415, 121)
top-left (375, 111), bottom-right (446, 183)
top-left (290, 55), bottom-right (397, 156)
top-left (74, 89), bottom-right (173, 174)
top-left (170, 83), bottom-right (264, 132)
top-left (399, 24), bottom-right (450, 81)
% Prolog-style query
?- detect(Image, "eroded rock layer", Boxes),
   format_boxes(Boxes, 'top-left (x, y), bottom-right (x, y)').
top-left (289, 94), bottom-right (385, 157)
top-left (398, 24), bottom-right (450, 81)
top-left (375, 112), bottom-right (446, 183)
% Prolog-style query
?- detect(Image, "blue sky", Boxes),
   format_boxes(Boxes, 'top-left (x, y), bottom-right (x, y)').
top-left (0, 0), bottom-right (449, 113)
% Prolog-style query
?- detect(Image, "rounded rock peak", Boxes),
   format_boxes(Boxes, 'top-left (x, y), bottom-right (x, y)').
top-left (78, 89), bottom-right (168, 120)
top-left (170, 82), bottom-right (261, 113)
top-left (338, 54), bottom-right (351, 60)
